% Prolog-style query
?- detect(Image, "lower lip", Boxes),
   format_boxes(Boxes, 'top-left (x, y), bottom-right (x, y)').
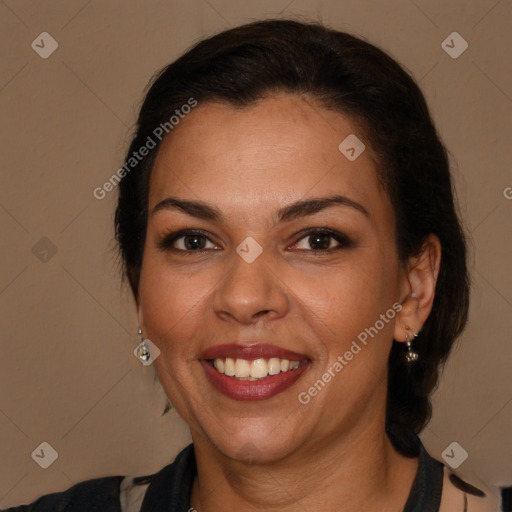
top-left (201, 360), bottom-right (310, 401)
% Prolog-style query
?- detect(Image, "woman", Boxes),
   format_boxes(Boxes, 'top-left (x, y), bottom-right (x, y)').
top-left (4, 19), bottom-right (501, 512)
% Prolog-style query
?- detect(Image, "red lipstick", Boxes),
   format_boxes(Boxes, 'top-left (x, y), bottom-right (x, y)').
top-left (200, 343), bottom-right (310, 401)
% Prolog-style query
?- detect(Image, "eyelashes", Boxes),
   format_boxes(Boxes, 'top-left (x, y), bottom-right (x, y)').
top-left (156, 228), bottom-right (354, 256)
top-left (157, 229), bottom-right (219, 254)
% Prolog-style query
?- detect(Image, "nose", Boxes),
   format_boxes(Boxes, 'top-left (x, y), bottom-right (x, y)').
top-left (212, 248), bottom-right (289, 325)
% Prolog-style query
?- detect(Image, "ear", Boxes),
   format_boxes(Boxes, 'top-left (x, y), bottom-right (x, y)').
top-left (394, 234), bottom-right (442, 342)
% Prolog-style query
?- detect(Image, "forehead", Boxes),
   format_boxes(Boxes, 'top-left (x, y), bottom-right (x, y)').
top-left (148, 93), bottom-right (390, 224)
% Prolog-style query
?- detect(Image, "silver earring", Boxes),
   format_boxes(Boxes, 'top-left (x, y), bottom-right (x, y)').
top-left (135, 328), bottom-right (152, 364)
top-left (405, 332), bottom-right (419, 363)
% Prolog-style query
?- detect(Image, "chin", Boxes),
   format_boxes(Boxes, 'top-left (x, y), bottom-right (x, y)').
top-left (207, 420), bottom-right (302, 465)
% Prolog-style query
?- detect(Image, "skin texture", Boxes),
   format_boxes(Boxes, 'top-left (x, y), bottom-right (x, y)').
top-left (137, 93), bottom-right (441, 511)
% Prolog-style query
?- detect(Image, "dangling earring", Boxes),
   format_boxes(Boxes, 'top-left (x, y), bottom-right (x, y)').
top-left (405, 332), bottom-right (419, 363)
top-left (135, 328), bottom-right (152, 365)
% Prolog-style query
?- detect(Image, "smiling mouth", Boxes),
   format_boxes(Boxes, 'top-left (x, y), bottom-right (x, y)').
top-left (207, 357), bottom-right (306, 380)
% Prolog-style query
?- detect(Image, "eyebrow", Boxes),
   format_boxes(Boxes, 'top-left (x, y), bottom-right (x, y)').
top-left (151, 194), bottom-right (369, 223)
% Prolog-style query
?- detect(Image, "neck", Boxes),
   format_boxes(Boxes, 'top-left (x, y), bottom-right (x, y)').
top-left (189, 418), bottom-right (418, 512)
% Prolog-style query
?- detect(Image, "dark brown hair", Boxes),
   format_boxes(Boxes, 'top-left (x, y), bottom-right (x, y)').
top-left (115, 19), bottom-right (470, 434)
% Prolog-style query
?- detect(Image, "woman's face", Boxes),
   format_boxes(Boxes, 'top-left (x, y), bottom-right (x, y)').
top-left (138, 93), bottom-right (408, 462)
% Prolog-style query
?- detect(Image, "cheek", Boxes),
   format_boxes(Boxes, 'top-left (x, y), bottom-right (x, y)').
top-left (138, 255), bottom-right (217, 354)
top-left (300, 252), bottom-right (394, 326)
top-left (300, 251), bottom-right (398, 375)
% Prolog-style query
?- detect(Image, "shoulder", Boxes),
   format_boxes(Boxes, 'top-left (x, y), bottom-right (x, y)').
top-left (1, 475), bottom-right (124, 511)
top-left (439, 466), bottom-right (502, 512)
top-left (105, 443), bottom-right (196, 511)
top-left (1, 444), bottom-right (196, 512)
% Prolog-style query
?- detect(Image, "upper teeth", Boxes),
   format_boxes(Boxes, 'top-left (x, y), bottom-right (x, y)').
top-left (213, 358), bottom-right (301, 379)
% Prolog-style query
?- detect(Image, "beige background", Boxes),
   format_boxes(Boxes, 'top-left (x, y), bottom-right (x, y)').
top-left (0, 0), bottom-right (511, 507)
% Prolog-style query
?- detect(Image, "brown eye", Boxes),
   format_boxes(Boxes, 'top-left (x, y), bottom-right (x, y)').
top-left (180, 234), bottom-right (209, 250)
top-left (157, 229), bottom-right (219, 252)
top-left (291, 229), bottom-right (353, 252)
top-left (307, 233), bottom-right (332, 250)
